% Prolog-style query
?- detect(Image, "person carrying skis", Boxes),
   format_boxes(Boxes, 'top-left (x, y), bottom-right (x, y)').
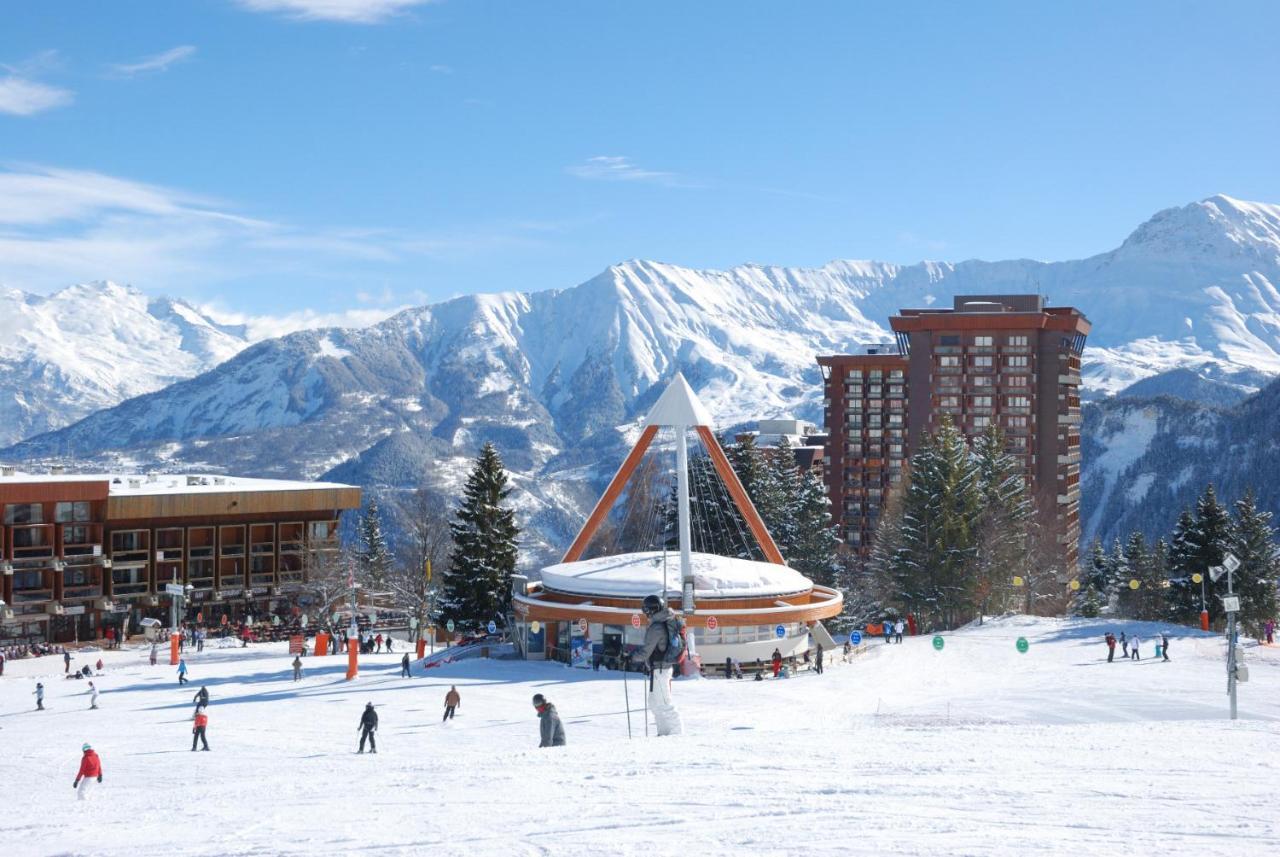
top-left (532, 693), bottom-right (565, 747)
top-left (400, 652), bottom-right (411, 678)
top-left (1161, 633), bottom-right (1170, 662)
top-left (87, 681), bottom-right (99, 710)
top-left (177, 658), bottom-right (189, 685)
top-left (443, 685), bottom-right (460, 721)
top-left (192, 709), bottom-right (210, 751)
top-left (73, 743), bottom-right (103, 801)
top-left (771, 648), bottom-right (782, 678)
top-left (632, 594), bottom-right (685, 737)
top-left (292, 655), bottom-right (303, 682)
top-left (357, 702), bottom-right (378, 753)
top-left (34, 682), bottom-right (45, 710)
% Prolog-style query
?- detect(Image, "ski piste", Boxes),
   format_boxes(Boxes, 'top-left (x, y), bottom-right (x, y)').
top-left (0, 616), bottom-right (1276, 856)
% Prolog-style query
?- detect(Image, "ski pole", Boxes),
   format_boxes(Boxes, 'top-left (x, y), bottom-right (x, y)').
top-left (623, 664), bottom-right (632, 740)
top-left (643, 667), bottom-right (649, 737)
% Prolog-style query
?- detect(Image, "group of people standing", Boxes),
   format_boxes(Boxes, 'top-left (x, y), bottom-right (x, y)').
top-left (1103, 631), bottom-right (1171, 663)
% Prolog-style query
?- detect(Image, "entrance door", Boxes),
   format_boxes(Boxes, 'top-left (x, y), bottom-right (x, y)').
top-left (603, 629), bottom-right (623, 671)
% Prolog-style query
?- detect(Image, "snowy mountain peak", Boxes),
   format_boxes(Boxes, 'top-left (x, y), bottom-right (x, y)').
top-left (1119, 194), bottom-right (1280, 264)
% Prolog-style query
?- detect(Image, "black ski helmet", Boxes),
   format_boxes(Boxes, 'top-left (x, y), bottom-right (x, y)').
top-left (642, 594), bottom-right (663, 616)
top-left (532, 693), bottom-right (546, 706)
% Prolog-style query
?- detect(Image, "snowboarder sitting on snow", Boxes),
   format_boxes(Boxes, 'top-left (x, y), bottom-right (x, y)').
top-left (358, 702), bottom-right (378, 754)
top-left (443, 686), bottom-right (460, 721)
top-left (74, 743), bottom-right (103, 801)
top-left (533, 693), bottom-right (565, 747)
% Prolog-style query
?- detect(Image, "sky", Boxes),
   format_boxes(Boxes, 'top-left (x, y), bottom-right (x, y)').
top-left (2, 0), bottom-right (1279, 326)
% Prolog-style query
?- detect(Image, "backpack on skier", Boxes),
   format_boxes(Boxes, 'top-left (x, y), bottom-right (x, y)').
top-left (658, 617), bottom-right (687, 667)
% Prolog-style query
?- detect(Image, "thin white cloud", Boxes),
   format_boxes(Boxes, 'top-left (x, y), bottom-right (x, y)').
top-left (567, 155), bottom-right (684, 186)
top-left (199, 304), bottom-right (406, 341)
top-left (429, 64), bottom-right (453, 75)
top-left (0, 76), bottom-right (73, 116)
top-left (234, 0), bottom-right (435, 24)
top-left (110, 45), bottom-right (197, 77)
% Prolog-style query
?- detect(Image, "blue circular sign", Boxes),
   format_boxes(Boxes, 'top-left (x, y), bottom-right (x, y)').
top-left (849, 631), bottom-right (862, 645)
top-left (487, 620), bottom-right (497, 634)
top-left (775, 624), bottom-right (786, 639)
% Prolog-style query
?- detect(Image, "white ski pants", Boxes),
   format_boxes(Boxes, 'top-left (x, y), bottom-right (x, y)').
top-left (76, 779), bottom-right (96, 801)
top-left (648, 666), bottom-right (683, 736)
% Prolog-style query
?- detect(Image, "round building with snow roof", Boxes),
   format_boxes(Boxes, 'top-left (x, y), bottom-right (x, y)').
top-left (512, 374), bottom-right (843, 672)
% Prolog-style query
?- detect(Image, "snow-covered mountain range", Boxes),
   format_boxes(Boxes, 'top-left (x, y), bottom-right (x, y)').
top-left (0, 282), bottom-right (251, 446)
top-left (3, 194), bottom-right (1280, 562)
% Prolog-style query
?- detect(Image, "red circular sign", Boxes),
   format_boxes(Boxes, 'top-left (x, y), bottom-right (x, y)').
top-left (630, 613), bottom-right (642, 628)
top-left (577, 618), bottom-right (588, 634)
top-left (706, 616), bottom-right (719, 631)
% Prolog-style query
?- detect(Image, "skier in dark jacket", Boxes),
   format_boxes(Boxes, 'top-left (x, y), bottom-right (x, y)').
top-left (632, 594), bottom-right (684, 736)
top-left (64, 651), bottom-right (72, 674)
top-left (400, 652), bottom-right (411, 678)
top-left (1161, 633), bottom-right (1170, 662)
top-left (358, 702), bottom-right (378, 753)
top-left (193, 686), bottom-right (209, 717)
top-left (815, 644), bottom-right (824, 675)
top-left (1105, 632), bottom-right (1116, 662)
top-left (533, 693), bottom-right (565, 747)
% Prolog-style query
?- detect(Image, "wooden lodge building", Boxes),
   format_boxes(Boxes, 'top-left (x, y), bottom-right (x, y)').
top-left (0, 468), bottom-right (360, 645)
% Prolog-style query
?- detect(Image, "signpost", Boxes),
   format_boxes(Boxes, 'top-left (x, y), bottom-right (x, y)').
top-left (1068, 579), bottom-right (1080, 592)
top-left (630, 613), bottom-right (642, 629)
top-left (706, 616), bottom-right (719, 631)
top-left (849, 630), bottom-right (862, 646)
top-left (774, 624), bottom-right (786, 639)
top-left (1016, 637), bottom-right (1029, 654)
top-left (1212, 553), bottom-right (1243, 720)
top-left (932, 635), bottom-right (944, 651)
top-left (487, 620), bottom-right (497, 635)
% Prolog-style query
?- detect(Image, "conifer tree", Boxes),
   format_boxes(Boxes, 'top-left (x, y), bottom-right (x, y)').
top-left (1228, 489), bottom-right (1280, 634)
top-left (1189, 485), bottom-right (1232, 626)
top-left (437, 443), bottom-right (520, 633)
top-left (356, 498), bottom-right (394, 594)
top-left (1164, 507), bottom-right (1202, 623)
top-left (970, 426), bottom-right (1032, 617)
top-left (787, 467), bottom-right (841, 587)
top-left (1116, 532), bottom-right (1149, 618)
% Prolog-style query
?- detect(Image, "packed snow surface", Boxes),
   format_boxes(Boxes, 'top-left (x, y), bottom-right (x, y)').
top-left (540, 550), bottom-right (814, 598)
top-left (1, 616), bottom-right (1277, 856)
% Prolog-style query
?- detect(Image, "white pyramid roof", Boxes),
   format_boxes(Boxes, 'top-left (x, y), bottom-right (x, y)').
top-left (643, 372), bottom-right (714, 428)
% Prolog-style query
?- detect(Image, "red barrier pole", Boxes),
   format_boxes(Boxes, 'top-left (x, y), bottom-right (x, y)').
top-left (1200, 610), bottom-right (1210, 632)
top-left (346, 625), bottom-right (359, 680)
top-left (169, 631), bottom-right (181, 666)
top-left (416, 637), bottom-right (426, 659)
top-left (315, 632), bottom-right (328, 657)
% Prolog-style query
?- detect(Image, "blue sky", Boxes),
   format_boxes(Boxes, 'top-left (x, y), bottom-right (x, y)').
top-left (2, 0), bottom-right (1278, 325)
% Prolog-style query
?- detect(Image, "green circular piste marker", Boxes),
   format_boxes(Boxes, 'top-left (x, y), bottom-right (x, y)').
top-left (932, 635), bottom-right (944, 651)
top-left (446, 619), bottom-right (455, 633)
top-left (1016, 636), bottom-right (1029, 654)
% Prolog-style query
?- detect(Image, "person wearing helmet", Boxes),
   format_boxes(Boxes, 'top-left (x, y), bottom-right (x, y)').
top-left (74, 743), bottom-right (103, 801)
top-left (632, 594), bottom-right (685, 736)
top-left (532, 694), bottom-right (565, 747)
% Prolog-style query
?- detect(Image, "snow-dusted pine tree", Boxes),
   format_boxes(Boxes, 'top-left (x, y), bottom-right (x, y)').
top-left (437, 443), bottom-right (520, 634)
top-left (356, 498), bottom-right (394, 595)
top-left (1228, 489), bottom-right (1280, 635)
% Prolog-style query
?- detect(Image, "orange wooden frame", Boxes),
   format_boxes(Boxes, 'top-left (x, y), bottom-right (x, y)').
top-left (561, 425), bottom-right (659, 563)
top-left (696, 426), bottom-right (786, 565)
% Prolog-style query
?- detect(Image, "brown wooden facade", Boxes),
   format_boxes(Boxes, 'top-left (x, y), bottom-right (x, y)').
top-left (1, 476), bottom-right (360, 644)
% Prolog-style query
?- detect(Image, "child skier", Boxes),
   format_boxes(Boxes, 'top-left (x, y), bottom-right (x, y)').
top-left (34, 682), bottom-right (45, 710)
top-left (177, 658), bottom-right (189, 685)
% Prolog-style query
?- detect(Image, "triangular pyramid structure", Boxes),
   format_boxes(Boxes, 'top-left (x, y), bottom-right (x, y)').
top-left (561, 372), bottom-right (785, 567)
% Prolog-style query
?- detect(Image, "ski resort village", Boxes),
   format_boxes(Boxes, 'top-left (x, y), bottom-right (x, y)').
top-left (3, 4), bottom-right (1280, 856)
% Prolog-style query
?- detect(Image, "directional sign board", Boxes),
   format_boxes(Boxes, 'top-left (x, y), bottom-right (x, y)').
top-left (164, 583), bottom-right (185, 596)
top-left (932, 635), bottom-right (945, 651)
top-left (849, 631), bottom-right (862, 646)
top-left (706, 616), bottom-right (719, 631)
top-left (487, 620), bottom-right (497, 634)
top-left (775, 624), bottom-right (786, 639)
top-left (630, 613), bottom-right (642, 629)
top-left (1209, 565), bottom-right (1226, 583)
top-left (1222, 553), bottom-right (1240, 573)
top-left (1016, 637), bottom-right (1029, 654)
top-left (1222, 596), bottom-right (1241, 613)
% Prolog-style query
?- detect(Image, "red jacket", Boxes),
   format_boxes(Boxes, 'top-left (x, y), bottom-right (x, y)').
top-left (194, 713), bottom-right (208, 729)
top-left (77, 750), bottom-right (102, 780)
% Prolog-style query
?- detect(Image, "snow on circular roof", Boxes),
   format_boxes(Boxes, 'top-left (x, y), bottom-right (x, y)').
top-left (540, 550), bottom-right (813, 599)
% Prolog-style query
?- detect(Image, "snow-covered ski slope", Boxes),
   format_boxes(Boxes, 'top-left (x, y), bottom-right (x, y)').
top-left (1, 616), bottom-right (1276, 857)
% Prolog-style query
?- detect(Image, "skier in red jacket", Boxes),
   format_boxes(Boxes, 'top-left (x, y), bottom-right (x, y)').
top-left (74, 743), bottom-right (103, 801)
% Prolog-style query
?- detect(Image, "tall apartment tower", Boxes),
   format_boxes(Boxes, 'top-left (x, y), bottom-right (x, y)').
top-left (816, 345), bottom-right (909, 557)
top-left (818, 295), bottom-right (1089, 567)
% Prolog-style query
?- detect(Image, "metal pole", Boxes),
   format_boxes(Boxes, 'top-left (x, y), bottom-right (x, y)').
top-left (1227, 566), bottom-right (1237, 721)
top-left (623, 666), bottom-right (632, 739)
top-left (675, 424), bottom-right (693, 611)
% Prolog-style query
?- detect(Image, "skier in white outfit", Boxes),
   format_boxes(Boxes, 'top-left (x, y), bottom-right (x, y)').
top-left (87, 682), bottom-right (99, 710)
top-left (633, 594), bottom-right (684, 737)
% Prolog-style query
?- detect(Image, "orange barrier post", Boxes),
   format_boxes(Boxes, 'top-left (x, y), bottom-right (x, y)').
top-left (315, 632), bottom-right (329, 657)
top-left (416, 638), bottom-right (426, 659)
top-left (169, 632), bottom-right (180, 666)
top-left (346, 630), bottom-right (359, 680)
top-left (1200, 610), bottom-right (1210, 632)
